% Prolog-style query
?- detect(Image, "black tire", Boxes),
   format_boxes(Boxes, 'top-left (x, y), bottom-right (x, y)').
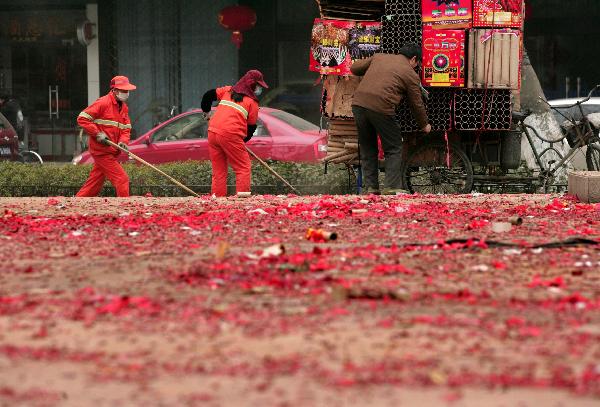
top-left (401, 142), bottom-right (474, 194)
top-left (586, 143), bottom-right (600, 171)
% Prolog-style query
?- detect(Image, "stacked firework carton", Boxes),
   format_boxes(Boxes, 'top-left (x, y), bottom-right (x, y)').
top-left (385, 0), bottom-right (525, 131)
top-left (420, 0), bottom-right (524, 89)
top-left (312, 0), bottom-right (526, 163)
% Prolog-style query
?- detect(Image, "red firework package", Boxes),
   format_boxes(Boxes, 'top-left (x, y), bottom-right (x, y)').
top-left (473, 0), bottom-right (525, 28)
top-left (309, 19), bottom-right (381, 76)
top-left (309, 19), bottom-right (354, 75)
top-left (422, 0), bottom-right (473, 29)
top-left (306, 228), bottom-right (338, 242)
top-left (422, 28), bottom-right (466, 87)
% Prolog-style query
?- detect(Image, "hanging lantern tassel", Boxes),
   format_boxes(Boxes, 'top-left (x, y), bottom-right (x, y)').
top-left (231, 31), bottom-right (243, 49)
top-left (218, 5), bottom-right (257, 49)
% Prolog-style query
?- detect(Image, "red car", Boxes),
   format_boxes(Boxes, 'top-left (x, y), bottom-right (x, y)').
top-left (0, 112), bottom-right (20, 162)
top-left (73, 108), bottom-right (327, 165)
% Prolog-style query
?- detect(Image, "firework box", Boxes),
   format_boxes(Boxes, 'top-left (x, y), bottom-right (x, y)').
top-left (467, 28), bottom-right (522, 89)
top-left (309, 19), bottom-right (381, 76)
top-left (422, 0), bottom-right (473, 29)
top-left (422, 28), bottom-right (465, 87)
top-left (473, 0), bottom-right (525, 28)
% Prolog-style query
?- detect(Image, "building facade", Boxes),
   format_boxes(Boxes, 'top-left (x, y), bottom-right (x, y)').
top-left (0, 0), bottom-right (597, 160)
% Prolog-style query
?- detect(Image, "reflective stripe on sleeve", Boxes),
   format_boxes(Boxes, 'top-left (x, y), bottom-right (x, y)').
top-left (78, 111), bottom-right (94, 120)
top-left (93, 119), bottom-right (132, 129)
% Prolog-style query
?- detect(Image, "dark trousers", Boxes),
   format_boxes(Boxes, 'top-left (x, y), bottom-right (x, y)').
top-left (352, 105), bottom-right (404, 190)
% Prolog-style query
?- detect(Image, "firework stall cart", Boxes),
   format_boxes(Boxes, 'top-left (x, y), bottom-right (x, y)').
top-left (311, 0), bottom-right (527, 193)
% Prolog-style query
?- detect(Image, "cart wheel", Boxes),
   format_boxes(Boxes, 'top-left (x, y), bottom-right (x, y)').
top-left (401, 142), bottom-right (474, 194)
top-left (586, 143), bottom-right (600, 171)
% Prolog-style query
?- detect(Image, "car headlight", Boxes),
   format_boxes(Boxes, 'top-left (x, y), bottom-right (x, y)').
top-left (72, 154), bottom-right (83, 165)
top-left (318, 144), bottom-right (327, 152)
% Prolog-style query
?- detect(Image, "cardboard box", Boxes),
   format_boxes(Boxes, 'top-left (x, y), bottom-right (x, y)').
top-left (473, 0), bottom-right (525, 28)
top-left (422, 0), bottom-right (472, 29)
top-left (309, 19), bottom-right (381, 76)
top-left (467, 28), bottom-right (522, 89)
top-left (323, 75), bottom-right (361, 118)
top-left (422, 28), bottom-right (465, 87)
top-left (568, 171), bottom-right (600, 203)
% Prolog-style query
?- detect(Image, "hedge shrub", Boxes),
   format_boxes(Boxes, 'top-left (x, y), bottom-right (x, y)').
top-left (0, 161), bottom-right (352, 197)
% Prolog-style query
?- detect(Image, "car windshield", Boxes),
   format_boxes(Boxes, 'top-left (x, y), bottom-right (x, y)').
top-left (268, 110), bottom-right (319, 132)
top-left (151, 113), bottom-right (207, 142)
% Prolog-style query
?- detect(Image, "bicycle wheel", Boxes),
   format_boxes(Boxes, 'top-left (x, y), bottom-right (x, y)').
top-left (401, 142), bottom-right (473, 194)
top-left (18, 151), bottom-right (44, 164)
top-left (586, 144), bottom-right (600, 171)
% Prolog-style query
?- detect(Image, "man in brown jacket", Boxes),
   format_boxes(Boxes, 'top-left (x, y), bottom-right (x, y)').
top-left (351, 44), bottom-right (431, 195)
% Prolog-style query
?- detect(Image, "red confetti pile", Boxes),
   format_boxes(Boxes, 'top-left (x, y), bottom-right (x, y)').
top-left (0, 195), bottom-right (599, 405)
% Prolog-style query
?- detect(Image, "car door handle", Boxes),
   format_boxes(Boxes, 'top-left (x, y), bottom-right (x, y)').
top-left (252, 140), bottom-right (269, 145)
top-left (186, 145), bottom-right (199, 150)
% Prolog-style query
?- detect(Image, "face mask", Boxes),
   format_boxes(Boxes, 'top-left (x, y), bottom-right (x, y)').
top-left (254, 86), bottom-right (263, 97)
top-left (116, 91), bottom-right (129, 102)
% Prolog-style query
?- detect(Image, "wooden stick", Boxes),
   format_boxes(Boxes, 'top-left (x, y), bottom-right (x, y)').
top-left (323, 149), bottom-right (356, 162)
top-left (331, 153), bottom-right (359, 164)
top-left (106, 140), bottom-right (201, 197)
top-left (329, 137), bottom-right (359, 144)
top-left (245, 146), bottom-right (300, 195)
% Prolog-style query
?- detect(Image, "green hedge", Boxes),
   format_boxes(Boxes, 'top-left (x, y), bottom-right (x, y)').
top-left (0, 161), bottom-right (353, 197)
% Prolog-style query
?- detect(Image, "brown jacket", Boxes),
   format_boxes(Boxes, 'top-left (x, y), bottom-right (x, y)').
top-left (350, 53), bottom-right (428, 129)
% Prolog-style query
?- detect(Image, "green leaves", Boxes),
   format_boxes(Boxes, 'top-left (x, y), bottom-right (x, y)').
top-left (0, 161), bottom-right (349, 196)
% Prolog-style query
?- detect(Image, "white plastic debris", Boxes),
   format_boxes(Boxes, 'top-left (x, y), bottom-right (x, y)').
top-left (248, 208), bottom-right (268, 215)
top-left (247, 244), bottom-right (286, 260)
top-left (491, 222), bottom-right (512, 233)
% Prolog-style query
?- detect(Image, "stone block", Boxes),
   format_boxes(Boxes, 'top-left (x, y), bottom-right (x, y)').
top-left (568, 171), bottom-right (600, 203)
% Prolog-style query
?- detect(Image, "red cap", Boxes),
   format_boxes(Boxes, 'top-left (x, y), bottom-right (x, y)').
top-left (246, 70), bottom-right (268, 88)
top-left (110, 75), bottom-right (137, 91)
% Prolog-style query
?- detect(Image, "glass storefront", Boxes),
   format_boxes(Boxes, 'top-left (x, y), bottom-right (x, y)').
top-left (0, 8), bottom-right (87, 160)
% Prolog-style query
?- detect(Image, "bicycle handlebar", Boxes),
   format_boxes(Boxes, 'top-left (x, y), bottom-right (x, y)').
top-left (540, 84), bottom-right (600, 109)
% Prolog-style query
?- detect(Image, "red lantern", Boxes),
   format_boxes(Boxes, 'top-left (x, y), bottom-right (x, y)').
top-left (218, 5), bottom-right (257, 49)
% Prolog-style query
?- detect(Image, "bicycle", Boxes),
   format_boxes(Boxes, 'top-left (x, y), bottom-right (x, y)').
top-left (514, 84), bottom-right (600, 191)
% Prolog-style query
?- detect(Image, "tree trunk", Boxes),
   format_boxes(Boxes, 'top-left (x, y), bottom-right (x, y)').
top-left (519, 48), bottom-right (573, 178)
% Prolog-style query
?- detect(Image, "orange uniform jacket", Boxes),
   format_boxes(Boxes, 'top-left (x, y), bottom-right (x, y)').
top-left (208, 86), bottom-right (258, 138)
top-left (77, 92), bottom-right (132, 155)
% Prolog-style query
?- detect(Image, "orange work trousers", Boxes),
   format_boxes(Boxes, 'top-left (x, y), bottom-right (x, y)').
top-left (76, 153), bottom-right (130, 197)
top-left (208, 130), bottom-right (251, 197)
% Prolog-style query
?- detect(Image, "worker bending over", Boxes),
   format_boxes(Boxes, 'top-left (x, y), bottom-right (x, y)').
top-left (201, 70), bottom-right (268, 197)
top-left (351, 44), bottom-right (431, 195)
